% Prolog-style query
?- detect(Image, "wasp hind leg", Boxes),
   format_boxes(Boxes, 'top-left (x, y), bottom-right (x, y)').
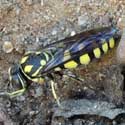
top-left (63, 73), bottom-right (96, 91)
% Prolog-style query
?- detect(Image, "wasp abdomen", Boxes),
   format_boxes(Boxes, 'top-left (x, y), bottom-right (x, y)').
top-left (63, 37), bottom-right (115, 69)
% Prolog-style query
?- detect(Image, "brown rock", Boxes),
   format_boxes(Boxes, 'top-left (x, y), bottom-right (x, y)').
top-left (117, 28), bottom-right (125, 64)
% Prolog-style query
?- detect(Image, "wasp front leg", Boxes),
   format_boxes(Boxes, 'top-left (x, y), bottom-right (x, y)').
top-left (7, 88), bottom-right (26, 98)
top-left (0, 79), bottom-right (26, 98)
top-left (0, 88), bottom-right (26, 98)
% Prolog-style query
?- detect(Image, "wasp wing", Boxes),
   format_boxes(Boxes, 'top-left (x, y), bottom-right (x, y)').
top-left (42, 27), bottom-right (113, 50)
top-left (41, 27), bottom-right (118, 74)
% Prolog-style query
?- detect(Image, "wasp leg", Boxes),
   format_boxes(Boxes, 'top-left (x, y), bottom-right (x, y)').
top-left (50, 80), bottom-right (63, 108)
top-left (7, 88), bottom-right (26, 98)
top-left (0, 74), bottom-right (27, 98)
top-left (8, 73), bottom-right (27, 97)
top-left (50, 80), bottom-right (61, 106)
top-left (0, 88), bottom-right (26, 98)
top-left (63, 73), bottom-right (96, 91)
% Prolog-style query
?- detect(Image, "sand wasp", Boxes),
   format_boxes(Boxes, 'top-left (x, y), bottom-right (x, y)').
top-left (0, 27), bottom-right (119, 107)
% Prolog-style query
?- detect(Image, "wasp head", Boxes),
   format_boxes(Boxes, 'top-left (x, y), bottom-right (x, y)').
top-left (7, 64), bottom-right (27, 97)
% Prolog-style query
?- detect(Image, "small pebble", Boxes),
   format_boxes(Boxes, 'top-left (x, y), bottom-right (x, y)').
top-left (26, 0), bottom-right (33, 5)
top-left (34, 87), bottom-right (43, 97)
top-left (29, 110), bottom-right (38, 116)
top-left (51, 29), bottom-right (57, 35)
top-left (14, 5), bottom-right (21, 16)
top-left (41, 0), bottom-right (44, 6)
top-left (29, 111), bottom-right (35, 116)
top-left (3, 41), bottom-right (13, 53)
top-left (78, 15), bottom-right (89, 26)
top-left (5, 101), bottom-right (11, 108)
top-left (112, 120), bottom-right (117, 125)
top-left (17, 95), bottom-right (26, 101)
top-left (70, 31), bottom-right (76, 36)
top-left (117, 28), bottom-right (125, 64)
top-left (94, 105), bottom-right (97, 109)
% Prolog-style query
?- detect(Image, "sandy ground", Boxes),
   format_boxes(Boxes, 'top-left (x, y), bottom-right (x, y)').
top-left (0, 0), bottom-right (125, 124)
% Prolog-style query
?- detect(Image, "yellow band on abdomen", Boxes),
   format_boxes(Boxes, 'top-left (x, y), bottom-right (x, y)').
top-left (102, 42), bottom-right (108, 54)
top-left (109, 37), bottom-right (115, 49)
top-left (93, 48), bottom-right (101, 58)
top-left (64, 60), bottom-right (78, 69)
top-left (80, 53), bottom-right (91, 65)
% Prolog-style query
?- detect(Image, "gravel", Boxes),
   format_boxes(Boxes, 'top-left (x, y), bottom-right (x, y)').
top-left (0, 0), bottom-right (125, 124)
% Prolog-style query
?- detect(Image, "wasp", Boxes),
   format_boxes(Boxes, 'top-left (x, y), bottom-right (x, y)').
top-left (0, 27), bottom-right (119, 107)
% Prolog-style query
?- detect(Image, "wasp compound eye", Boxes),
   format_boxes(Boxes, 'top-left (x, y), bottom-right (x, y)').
top-left (6, 65), bottom-right (27, 97)
top-left (8, 65), bottom-right (20, 84)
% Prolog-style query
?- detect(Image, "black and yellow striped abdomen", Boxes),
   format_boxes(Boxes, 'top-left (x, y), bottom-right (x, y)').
top-left (63, 37), bottom-right (115, 69)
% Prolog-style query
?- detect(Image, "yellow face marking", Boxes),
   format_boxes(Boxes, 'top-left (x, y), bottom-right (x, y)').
top-left (40, 60), bottom-right (46, 66)
top-left (20, 56), bottom-right (28, 64)
top-left (102, 42), bottom-right (108, 54)
top-left (64, 60), bottom-right (78, 69)
top-left (24, 65), bottom-right (33, 73)
top-left (32, 66), bottom-right (43, 77)
top-left (109, 37), bottom-right (115, 48)
top-left (43, 52), bottom-right (49, 61)
top-left (80, 53), bottom-right (90, 65)
top-left (93, 48), bottom-right (101, 58)
top-left (63, 50), bottom-right (71, 61)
